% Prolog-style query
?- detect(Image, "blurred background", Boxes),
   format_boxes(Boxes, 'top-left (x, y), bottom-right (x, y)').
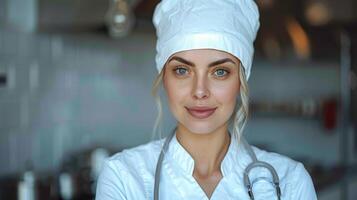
top-left (0, 0), bottom-right (356, 199)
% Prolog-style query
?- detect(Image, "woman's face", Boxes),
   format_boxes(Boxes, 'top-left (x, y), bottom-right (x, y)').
top-left (163, 49), bottom-right (241, 135)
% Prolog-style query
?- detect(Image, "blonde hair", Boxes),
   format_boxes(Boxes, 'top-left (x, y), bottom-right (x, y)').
top-left (151, 62), bottom-right (249, 145)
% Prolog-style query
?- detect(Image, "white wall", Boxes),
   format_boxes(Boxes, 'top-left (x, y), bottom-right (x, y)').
top-left (5, 0), bottom-right (37, 32)
top-left (0, 0), bottom-right (6, 27)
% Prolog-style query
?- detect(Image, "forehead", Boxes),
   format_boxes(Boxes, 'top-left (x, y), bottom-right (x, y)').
top-left (168, 48), bottom-right (240, 64)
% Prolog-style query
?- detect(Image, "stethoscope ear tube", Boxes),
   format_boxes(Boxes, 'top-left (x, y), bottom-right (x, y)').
top-left (154, 127), bottom-right (177, 200)
top-left (241, 137), bottom-right (281, 200)
top-left (243, 160), bottom-right (281, 200)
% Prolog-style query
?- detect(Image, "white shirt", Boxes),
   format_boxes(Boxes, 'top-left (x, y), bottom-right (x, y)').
top-left (95, 131), bottom-right (318, 200)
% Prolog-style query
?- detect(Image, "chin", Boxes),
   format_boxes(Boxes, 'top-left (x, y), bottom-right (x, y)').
top-left (181, 120), bottom-right (220, 135)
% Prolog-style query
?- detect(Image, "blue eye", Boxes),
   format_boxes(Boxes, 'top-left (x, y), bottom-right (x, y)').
top-left (214, 69), bottom-right (229, 77)
top-left (174, 67), bottom-right (188, 76)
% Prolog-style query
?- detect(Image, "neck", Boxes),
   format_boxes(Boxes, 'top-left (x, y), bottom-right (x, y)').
top-left (176, 123), bottom-right (231, 177)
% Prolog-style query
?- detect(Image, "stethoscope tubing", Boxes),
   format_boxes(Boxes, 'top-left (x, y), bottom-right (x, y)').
top-left (154, 127), bottom-right (281, 200)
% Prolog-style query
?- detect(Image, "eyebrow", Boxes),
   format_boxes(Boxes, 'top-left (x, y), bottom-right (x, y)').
top-left (167, 56), bottom-right (237, 68)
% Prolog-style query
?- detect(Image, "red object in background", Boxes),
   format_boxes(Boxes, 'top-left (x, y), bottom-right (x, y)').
top-left (322, 99), bottom-right (338, 131)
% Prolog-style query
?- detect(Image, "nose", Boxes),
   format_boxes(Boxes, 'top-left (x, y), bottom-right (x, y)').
top-left (192, 74), bottom-right (210, 100)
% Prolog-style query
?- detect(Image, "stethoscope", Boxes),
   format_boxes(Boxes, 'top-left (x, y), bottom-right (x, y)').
top-left (154, 126), bottom-right (282, 200)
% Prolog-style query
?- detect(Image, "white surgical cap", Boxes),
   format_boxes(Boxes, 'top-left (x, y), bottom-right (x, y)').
top-left (152, 0), bottom-right (260, 80)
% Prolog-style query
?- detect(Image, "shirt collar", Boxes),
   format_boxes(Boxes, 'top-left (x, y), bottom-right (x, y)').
top-left (166, 130), bottom-right (252, 177)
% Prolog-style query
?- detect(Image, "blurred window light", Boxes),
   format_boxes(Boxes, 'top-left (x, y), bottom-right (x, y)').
top-left (305, 1), bottom-right (331, 26)
top-left (105, 0), bottom-right (135, 38)
top-left (257, 0), bottom-right (275, 10)
top-left (115, 15), bottom-right (126, 24)
top-left (286, 17), bottom-right (311, 60)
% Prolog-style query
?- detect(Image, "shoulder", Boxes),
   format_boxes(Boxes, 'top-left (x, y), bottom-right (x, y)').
top-left (96, 138), bottom-right (165, 199)
top-left (251, 146), bottom-right (317, 199)
top-left (105, 138), bottom-right (164, 177)
top-left (252, 146), bottom-right (301, 180)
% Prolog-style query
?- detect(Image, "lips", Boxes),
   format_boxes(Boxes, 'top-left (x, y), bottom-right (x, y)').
top-left (186, 106), bottom-right (217, 119)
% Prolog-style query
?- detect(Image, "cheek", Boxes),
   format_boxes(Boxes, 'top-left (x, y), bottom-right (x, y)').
top-left (164, 79), bottom-right (188, 106)
top-left (212, 82), bottom-right (239, 105)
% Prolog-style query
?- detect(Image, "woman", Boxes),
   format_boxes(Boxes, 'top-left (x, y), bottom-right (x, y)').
top-left (96, 0), bottom-right (318, 199)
